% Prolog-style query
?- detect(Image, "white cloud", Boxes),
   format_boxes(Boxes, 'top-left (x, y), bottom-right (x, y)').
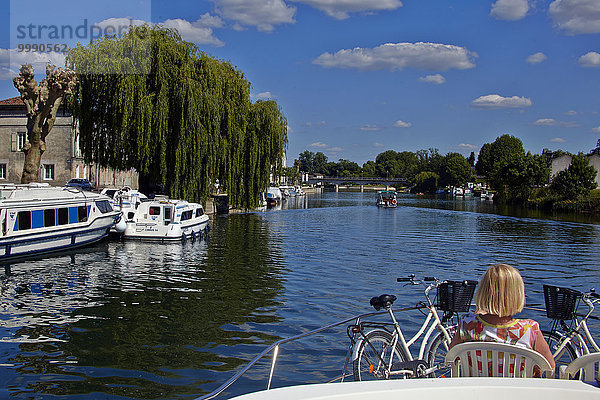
top-left (292, 0), bottom-right (402, 20)
top-left (471, 94), bottom-right (532, 109)
top-left (592, 126), bottom-right (600, 133)
top-left (214, 0), bottom-right (296, 32)
top-left (252, 91), bottom-right (276, 100)
top-left (161, 17), bottom-right (225, 46)
top-left (549, 0), bottom-right (600, 35)
top-left (393, 119), bottom-right (412, 128)
top-left (304, 120), bottom-right (327, 127)
top-left (551, 137), bottom-right (566, 143)
top-left (95, 16), bottom-right (225, 46)
top-left (374, 142), bottom-right (384, 147)
top-left (526, 52), bottom-right (547, 64)
top-left (458, 143), bottom-right (477, 150)
top-left (310, 142), bottom-right (328, 148)
top-left (534, 118), bottom-right (558, 126)
top-left (419, 74), bottom-right (446, 84)
top-left (490, 0), bottom-right (529, 21)
top-left (328, 146), bottom-right (343, 152)
top-left (360, 125), bottom-right (382, 131)
top-left (565, 110), bottom-right (579, 115)
top-left (313, 42), bottom-right (477, 71)
top-left (534, 118), bottom-right (580, 127)
top-left (579, 51), bottom-right (600, 67)
top-left (0, 48), bottom-right (66, 79)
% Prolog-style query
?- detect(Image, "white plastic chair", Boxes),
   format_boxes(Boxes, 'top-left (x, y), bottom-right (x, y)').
top-left (445, 342), bottom-right (554, 378)
top-left (561, 352), bottom-right (600, 381)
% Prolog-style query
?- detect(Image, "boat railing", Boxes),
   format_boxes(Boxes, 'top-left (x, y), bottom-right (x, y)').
top-left (195, 305), bottom-right (427, 400)
top-left (194, 304), bottom-right (550, 400)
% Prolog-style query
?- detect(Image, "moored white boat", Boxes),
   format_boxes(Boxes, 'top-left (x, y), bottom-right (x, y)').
top-left (0, 183), bottom-right (121, 262)
top-left (119, 197), bottom-right (209, 241)
top-left (266, 187), bottom-right (282, 207)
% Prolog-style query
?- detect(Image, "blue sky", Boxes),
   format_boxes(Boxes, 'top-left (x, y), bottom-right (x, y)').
top-left (1, 0), bottom-right (599, 166)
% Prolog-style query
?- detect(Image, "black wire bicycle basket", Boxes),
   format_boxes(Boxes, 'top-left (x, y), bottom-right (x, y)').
top-left (543, 284), bottom-right (582, 321)
top-left (436, 280), bottom-right (478, 312)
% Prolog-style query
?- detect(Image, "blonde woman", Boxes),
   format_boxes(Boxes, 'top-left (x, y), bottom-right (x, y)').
top-left (449, 264), bottom-right (555, 371)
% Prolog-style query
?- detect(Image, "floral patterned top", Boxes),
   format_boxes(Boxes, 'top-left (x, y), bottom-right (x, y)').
top-left (459, 312), bottom-right (540, 349)
top-left (458, 313), bottom-right (541, 375)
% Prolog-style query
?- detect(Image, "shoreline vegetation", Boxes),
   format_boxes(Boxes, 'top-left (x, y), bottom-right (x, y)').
top-left (296, 134), bottom-right (600, 215)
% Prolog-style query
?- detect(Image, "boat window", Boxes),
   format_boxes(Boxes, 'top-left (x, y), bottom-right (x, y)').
top-left (96, 200), bottom-right (113, 214)
top-left (149, 206), bottom-right (161, 216)
top-left (78, 206), bottom-right (88, 222)
top-left (127, 212), bottom-right (135, 220)
top-left (44, 209), bottom-right (56, 227)
top-left (57, 208), bottom-right (69, 225)
top-left (31, 210), bottom-right (44, 229)
top-left (17, 211), bottom-right (31, 230)
top-left (180, 210), bottom-right (193, 221)
top-left (195, 208), bottom-right (204, 217)
top-left (164, 207), bottom-right (171, 220)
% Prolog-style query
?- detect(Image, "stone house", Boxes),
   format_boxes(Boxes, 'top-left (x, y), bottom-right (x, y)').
top-left (0, 96), bottom-right (137, 189)
top-left (550, 152), bottom-right (600, 188)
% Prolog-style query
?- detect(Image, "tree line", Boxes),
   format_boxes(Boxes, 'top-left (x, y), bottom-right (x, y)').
top-left (296, 134), bottom-right (598, 203)
top-left (65, 25), bottom-right (287, 209)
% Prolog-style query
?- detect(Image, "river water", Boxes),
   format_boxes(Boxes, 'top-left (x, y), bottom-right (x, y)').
top-left (2, 191), bottom-right (600, 399)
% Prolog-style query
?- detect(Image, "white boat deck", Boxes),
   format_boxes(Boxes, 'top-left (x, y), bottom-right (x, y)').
top-left (230, 378), bottom-right (600, 400)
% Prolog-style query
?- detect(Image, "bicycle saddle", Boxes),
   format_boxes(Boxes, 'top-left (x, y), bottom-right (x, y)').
top-left (370, 294), bottom-right (397, 310)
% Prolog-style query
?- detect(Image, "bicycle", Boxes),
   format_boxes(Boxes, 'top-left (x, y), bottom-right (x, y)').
top-left (348, 274), bottom-right (477, 380)
top-left (542, 284), bottom-right (600, 373)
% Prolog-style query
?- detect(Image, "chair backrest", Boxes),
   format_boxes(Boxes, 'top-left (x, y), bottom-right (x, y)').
top-left (445, 342), bottom-right (554, 378)
top-left (561, 352), bottom-right (600, 380)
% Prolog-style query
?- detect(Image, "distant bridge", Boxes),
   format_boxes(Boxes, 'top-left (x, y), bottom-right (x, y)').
top-left (306, 176), bottom-right (409, 186)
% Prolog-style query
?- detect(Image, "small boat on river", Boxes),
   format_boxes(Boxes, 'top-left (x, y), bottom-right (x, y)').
top-left (376, 190), bottom-right (397, 208)
top-left (266, 187), bottom-right (282, 207)
top-left (102, 187), bottom-right (209, 241)
top-left (0, 183), bottom-right (122, 262)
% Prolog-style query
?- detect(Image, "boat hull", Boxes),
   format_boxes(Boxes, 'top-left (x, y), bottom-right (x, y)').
top-left (0, 206), bottom-right (119, 263)
top-left (0, 185), bottom-right (121, 263)
top-left (121, 216), bottom-right (209, 241)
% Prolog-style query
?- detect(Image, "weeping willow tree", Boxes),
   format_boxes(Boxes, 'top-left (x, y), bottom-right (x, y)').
top-left (66, 25), bottom-right (286, 208)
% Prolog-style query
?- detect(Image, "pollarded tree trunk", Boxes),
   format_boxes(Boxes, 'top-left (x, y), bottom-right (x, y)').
top-left (13, 64), bottom-right (78, 183)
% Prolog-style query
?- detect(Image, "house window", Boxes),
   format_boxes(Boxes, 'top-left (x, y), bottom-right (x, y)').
top-left (17, 132), bottom-right (26, 151)
top-left (43, 164), bottom-right (55, 180)
top-left (0, 164), bottom-right (6, 180)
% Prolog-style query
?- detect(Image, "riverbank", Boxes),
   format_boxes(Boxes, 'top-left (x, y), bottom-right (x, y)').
top-left (527, 189), bottom-right (600, 214)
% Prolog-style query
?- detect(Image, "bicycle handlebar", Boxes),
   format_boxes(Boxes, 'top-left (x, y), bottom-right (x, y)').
top-left (588, 290), bottom-right (600, 300)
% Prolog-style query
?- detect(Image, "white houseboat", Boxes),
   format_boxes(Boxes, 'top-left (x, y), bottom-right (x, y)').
top-left (117, 197), bottom-right (209, 241)
top-left (0, 184), bottom-right (122, 262)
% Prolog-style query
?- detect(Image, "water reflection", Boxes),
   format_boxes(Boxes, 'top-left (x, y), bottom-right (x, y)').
top-left (2, 192), bottom-right (600, 399)
top-left (1, 214), bottom-right (285, 399)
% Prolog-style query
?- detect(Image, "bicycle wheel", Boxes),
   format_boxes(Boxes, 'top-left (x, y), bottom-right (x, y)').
top-left (352, 330), bottom-right (406, 381)
top-left (426, 325), bottom-right (457, 378)
top-left (543, 330), bottom-right (578, 378)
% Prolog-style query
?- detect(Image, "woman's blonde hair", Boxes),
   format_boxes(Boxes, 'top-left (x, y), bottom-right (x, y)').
top-left (475, 263), bottom-right (525, 317)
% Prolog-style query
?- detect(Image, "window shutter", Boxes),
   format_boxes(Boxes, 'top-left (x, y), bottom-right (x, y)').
top-left (11, 133), bottom-right (17, 152)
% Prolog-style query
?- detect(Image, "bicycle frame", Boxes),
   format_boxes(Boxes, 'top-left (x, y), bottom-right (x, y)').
top-left (550, 295), bottom-right (600, 358)
top-left (351, 281), bottom-right (455, 377)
